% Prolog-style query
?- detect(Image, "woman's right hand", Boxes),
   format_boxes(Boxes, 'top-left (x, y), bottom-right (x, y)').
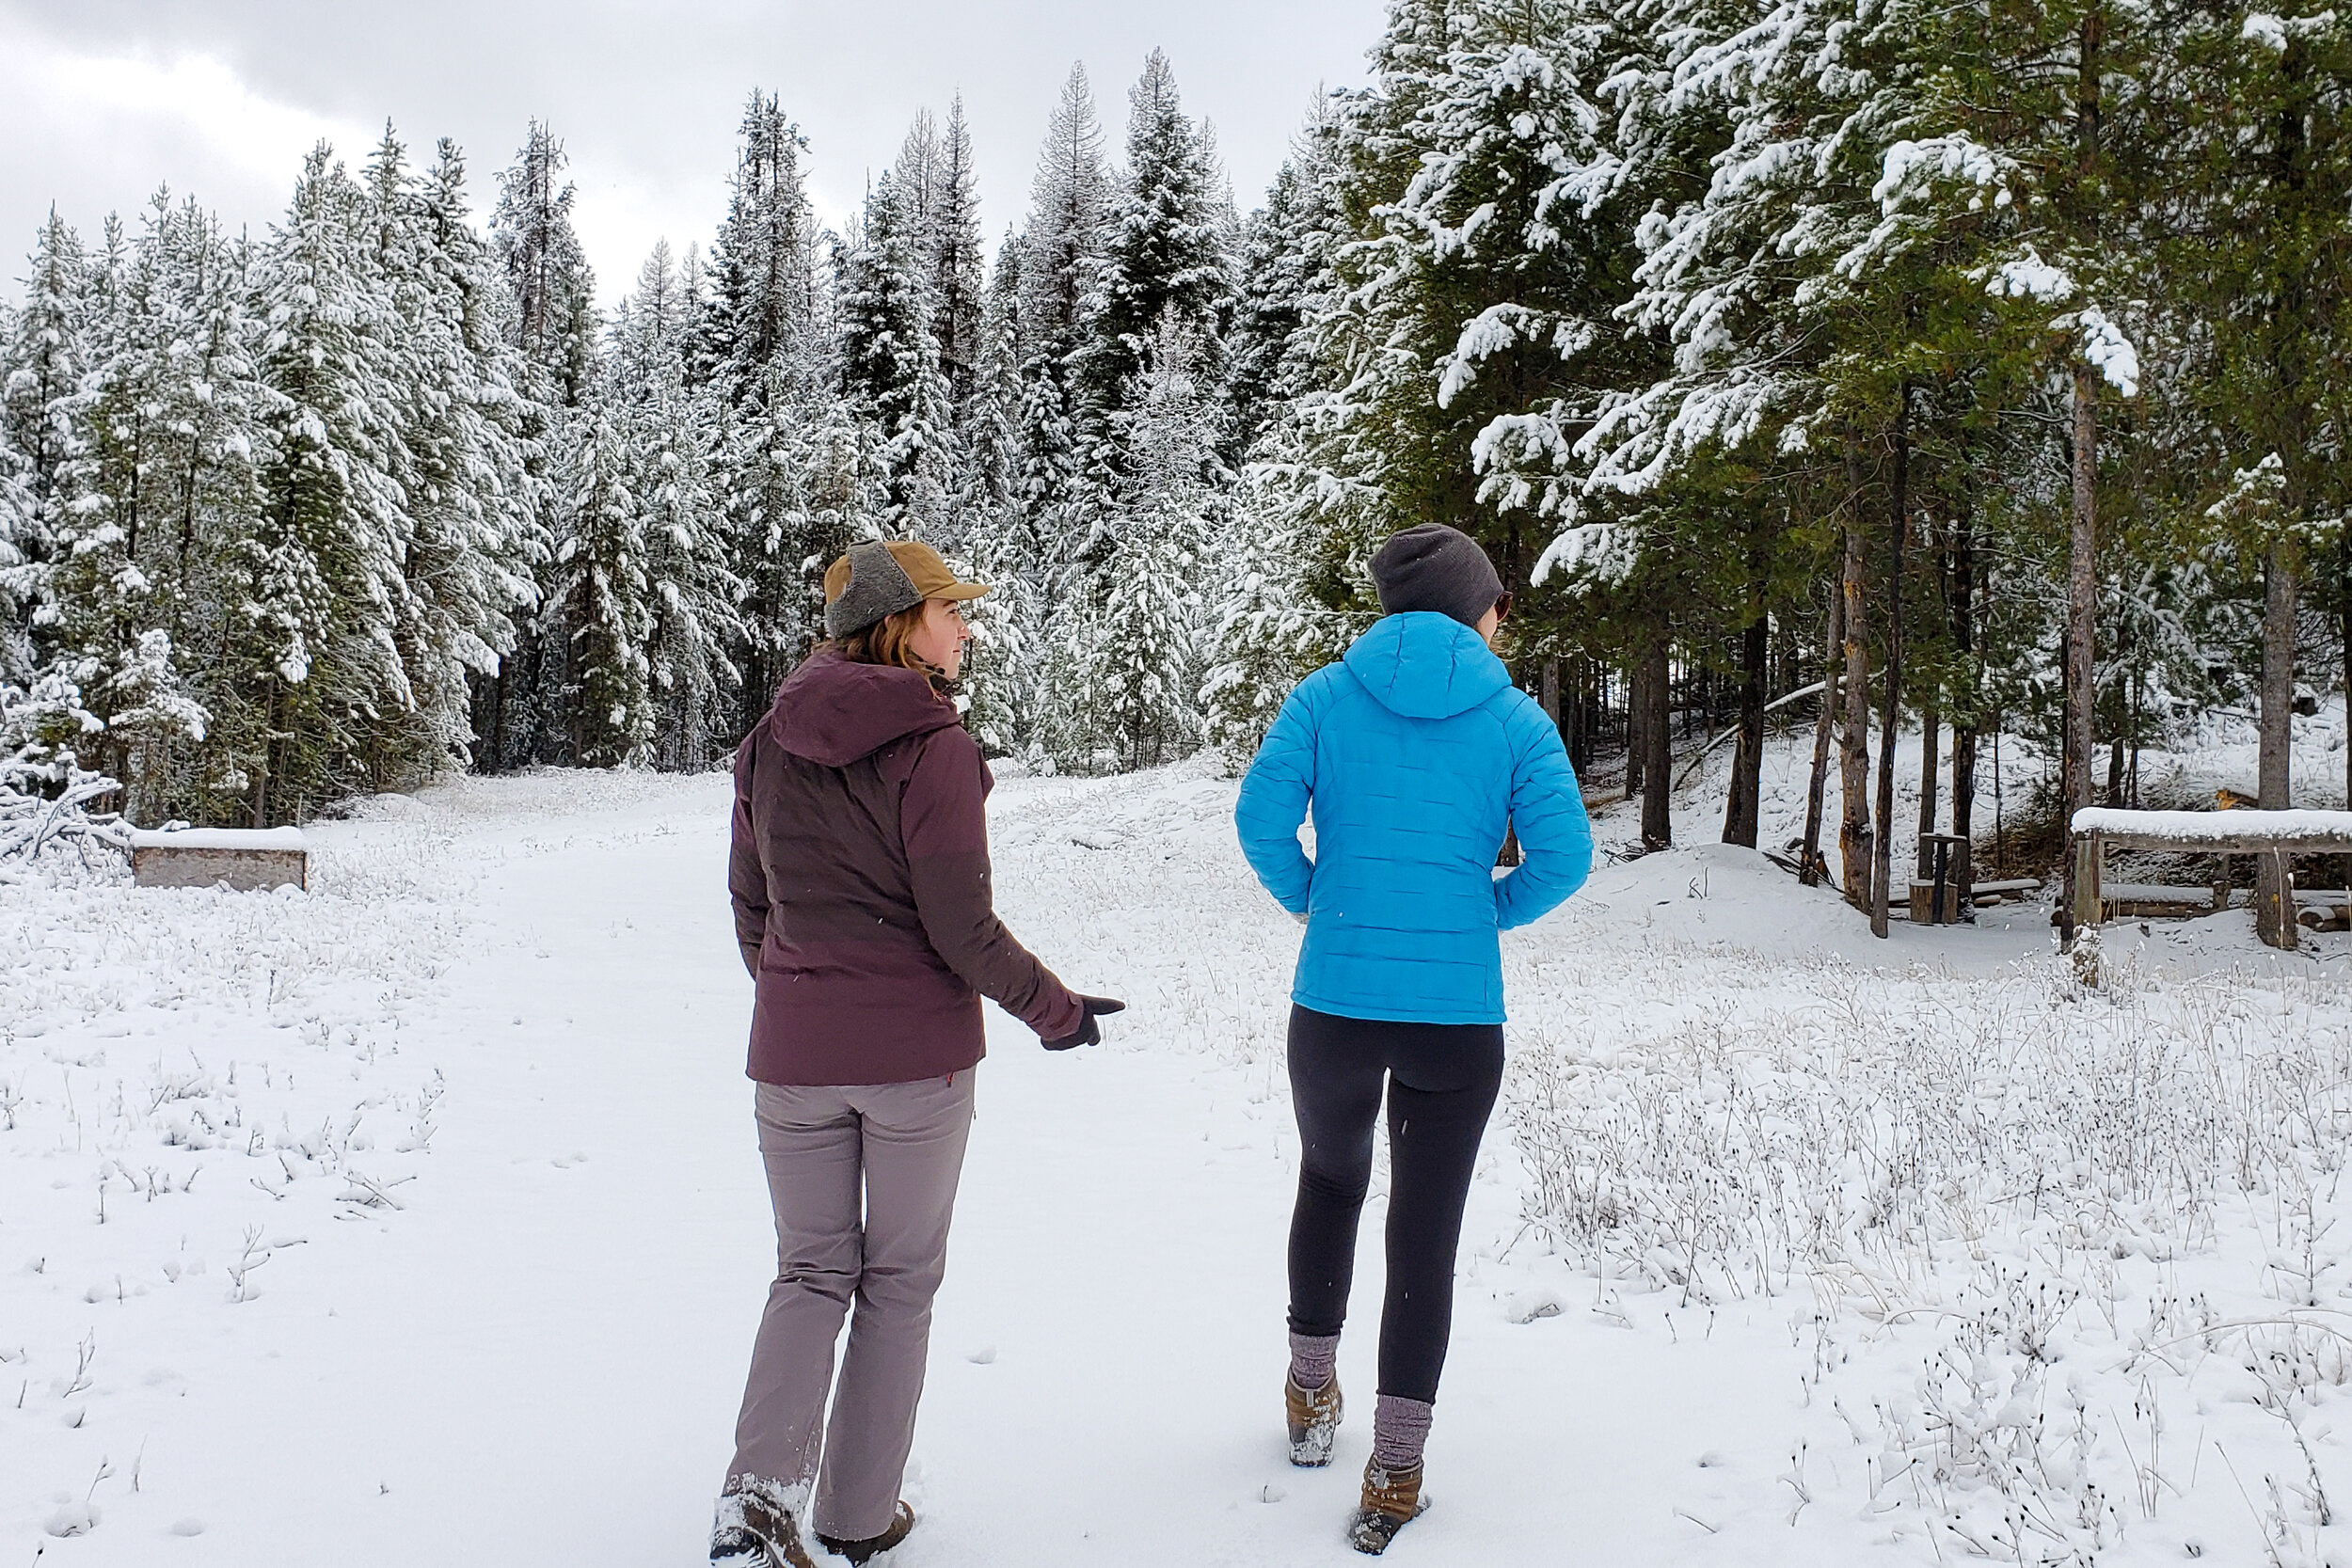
top-left (1043, 995), bottom-right (1126, 1051)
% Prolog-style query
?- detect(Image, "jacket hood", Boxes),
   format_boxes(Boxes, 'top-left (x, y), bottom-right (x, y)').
top-left (767, 649), bottom-right (962, 767)
top-left (1342, 612), bottom-right (1512, 721)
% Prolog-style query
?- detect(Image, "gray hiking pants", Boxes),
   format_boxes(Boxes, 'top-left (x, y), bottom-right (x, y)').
top-left (728, 1072), bottom-right (976, 1540)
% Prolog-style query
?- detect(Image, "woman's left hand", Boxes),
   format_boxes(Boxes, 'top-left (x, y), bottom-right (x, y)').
top-left (1043, 995), bottom-right (1126, 1051)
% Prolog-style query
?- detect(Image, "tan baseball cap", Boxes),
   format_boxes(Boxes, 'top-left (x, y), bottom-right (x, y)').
top-left (821, 540), bottom-right (990, 639)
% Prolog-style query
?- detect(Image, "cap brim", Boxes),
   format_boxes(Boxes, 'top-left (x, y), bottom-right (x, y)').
top-left (934, 582), bottom-right (991, 600)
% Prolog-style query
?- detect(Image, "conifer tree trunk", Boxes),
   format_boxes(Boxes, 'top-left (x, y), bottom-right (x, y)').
top-left (1950, 515), bottom-right (1979, 905)
top-left (1641, 634), bottom-right (1672, 850)
top-left (2060, 366), bottom-right (2099, 949)
top-left (1839, 448), bottom-right (1874, 911)
top-left (1724, 523), bottom-right (1770, 847)
top-left (1625, 658), bottom-right (1645, 801)
top-left (1871, 392), bottom-right (1910, 939)
top-left (250, 675), bottom-right (278, 829)
top-left (487, 665), bottom-right (510, 772)
top-left (1801, 589), bottom-right (1843, 888)
top-left (2059, 7), bottom-right (2104, 952)
top-left (1723, 612), bottom-right (1767, 847)
top-left (2257, 540), bottom-right (2298, 943)
top-left (1916, 710), bottom-right (1940, 876)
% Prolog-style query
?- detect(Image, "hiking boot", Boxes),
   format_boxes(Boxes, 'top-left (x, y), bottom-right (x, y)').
top-left (1286, 1370), bottom-right (1343, 1466)
top-left (1348, 1457), bottom-right (1428, 1555)
top-left (816, 1501), bottom-right (915, 1564)
top-left (710, 1475), bottom-right (816, 1568)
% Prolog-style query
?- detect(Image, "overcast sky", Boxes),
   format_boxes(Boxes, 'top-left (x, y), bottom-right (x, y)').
top-left (0, 0), bottom-right (1384, 308)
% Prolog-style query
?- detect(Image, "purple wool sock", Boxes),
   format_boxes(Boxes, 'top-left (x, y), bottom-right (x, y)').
top-left (1372, 1394), bottom-right (1433, 1470)
top-left (1288, 1332), bottom-right (1340, 1391)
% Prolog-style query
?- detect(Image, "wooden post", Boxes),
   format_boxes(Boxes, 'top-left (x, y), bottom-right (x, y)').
top-left (2072, 832), bottom-right (2105, 934)
top-left (2257, 848), bottom-right (2297, 950)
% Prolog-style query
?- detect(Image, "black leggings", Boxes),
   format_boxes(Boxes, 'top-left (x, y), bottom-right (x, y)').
top-left (1286, 1005), bottom-right (1504, 1405)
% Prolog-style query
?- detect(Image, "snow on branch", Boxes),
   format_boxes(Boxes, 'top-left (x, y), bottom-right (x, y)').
top-left (1872, 135), bottom-right (2013, 211)
top-left (2076, 307), bottom-right (2140, 397)
top-left (2243, 10), bottom-right (2341, 50)
top-left (1533, 519), bottom-right (1637, 589)
top-left (1982, 252), bottom-right (2075, 303)
top-left (1, 671), bottom-right (135, 874)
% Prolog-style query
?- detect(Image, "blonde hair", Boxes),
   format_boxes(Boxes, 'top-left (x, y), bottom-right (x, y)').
top-left (828, 602), bottom-right (942, 677)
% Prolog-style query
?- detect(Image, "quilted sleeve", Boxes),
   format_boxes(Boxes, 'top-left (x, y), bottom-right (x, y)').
top-left (901, 725), bottom-right (1087, 1040)
top-left (1493, 694), bottom-right (1593, 930)
top-left (1233, 675), bottom-right (1323, 915)
top-left (727, 738), bottom-right (769, 977)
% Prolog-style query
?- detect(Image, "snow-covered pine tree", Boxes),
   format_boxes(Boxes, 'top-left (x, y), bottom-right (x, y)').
top-left (1224, 98), bottom-right (1344, 462)
top-left (894, 109), bottom-right (943, 235)
top-left (1011, 64), bottom-right (1115, 590)
top-left (1023, 64), bottom-right (1113, 371)
top-left (0, 663), bottom-right (105, 803)
top-left (1055, 47), bottom-right (1237, 651)
top-left (100, 627), bottom-right (207, 823)
top-left (930, 98), bottom-right (988, 416)
top-left (703, 92), bottom-right (829, 729)
top-left (492, 121), bottom-right (598, 407)
top-left (35, 192), bottom-right (257, 821)
top-left (1072, 325), bottom-right (1225, 771)
top-left (1, 210), bottom-right (91, 654)
top-left (43, 201), bottom-right (167, 766)
top-left (961, 234), bottom-right (1049, 759)
top-left (240, 143), bottom-right (413, 822)
top-left (548, 393), bottom-right (650, 768)
top-left (838, 169), bottom-right (957, 545)
top-left (611, 240), bottom-right (741, 771)
top-left (1203, 441), bottom-right (1342, 768)
top-left (379, 137), bottom-right (536, 781)
top-left (0, 408), bottom-right (28, 682)
top-left (1205, 101), bottom-right (1358, 764)
top-left (481, 119), bottom-right (597, 768)
top-left (1076, 51), bottom-right (1235, 427)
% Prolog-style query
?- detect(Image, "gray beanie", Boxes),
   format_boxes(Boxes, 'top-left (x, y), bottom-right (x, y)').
top-left (824, 541), bottom-right (928, 640)
top-left (1370, 524), bottom-right (1504, 627)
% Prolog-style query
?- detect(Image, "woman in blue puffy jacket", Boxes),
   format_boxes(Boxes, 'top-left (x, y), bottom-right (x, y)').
top-left (1235, 522), bottom-right (1593, 1555)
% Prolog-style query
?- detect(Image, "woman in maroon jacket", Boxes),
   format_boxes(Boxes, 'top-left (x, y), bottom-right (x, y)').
top-left (712, 540), bottom-right (1120, 1568)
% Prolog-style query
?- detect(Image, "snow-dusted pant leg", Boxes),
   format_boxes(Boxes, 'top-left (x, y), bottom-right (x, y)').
top-left (728, 1073), bottom-right (977, 1543)
top-left (813, 1073), bottom-right (974, 1540)
top-left (730, 1084), bottom-right (865, 1500)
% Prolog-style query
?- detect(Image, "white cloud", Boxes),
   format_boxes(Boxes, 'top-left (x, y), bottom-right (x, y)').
top-left (0, 2), bottom-right (1381, 306)
top-left (0, 15), bottom-right (362, 251)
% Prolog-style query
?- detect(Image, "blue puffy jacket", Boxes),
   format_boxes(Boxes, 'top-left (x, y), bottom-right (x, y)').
top-left (1235, 612), bottom-right (1594, 1024)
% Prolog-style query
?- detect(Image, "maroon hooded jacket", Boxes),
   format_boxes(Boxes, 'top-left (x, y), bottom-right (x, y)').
top-left (728, 649), bottom-right (1085, 1085)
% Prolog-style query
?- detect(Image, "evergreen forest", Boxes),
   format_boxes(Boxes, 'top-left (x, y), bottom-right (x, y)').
top-left (5, 3), bottom-right (2350, 927)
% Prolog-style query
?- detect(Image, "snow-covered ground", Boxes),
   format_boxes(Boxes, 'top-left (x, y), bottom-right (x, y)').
top-left (6, 751), bottom-right (2352, 1565)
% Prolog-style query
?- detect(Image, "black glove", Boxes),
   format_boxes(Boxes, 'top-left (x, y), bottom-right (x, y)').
top-left (1043, 995), bottom-right (1126, 1051)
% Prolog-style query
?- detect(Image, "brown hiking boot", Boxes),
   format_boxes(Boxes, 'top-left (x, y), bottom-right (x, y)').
top-left (710, 1475), bottom-right (816, 1568)
top-left (816, 1500), bottom-right (915, 1564)
top-left (1286, 1370), bottom-right (1343, 1466)
top-left (1348, 1458), bottom-right (1428, 1555)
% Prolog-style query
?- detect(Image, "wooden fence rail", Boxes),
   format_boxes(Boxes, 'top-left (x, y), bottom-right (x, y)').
top-left (2070, 808), bottom-right (2352, 951)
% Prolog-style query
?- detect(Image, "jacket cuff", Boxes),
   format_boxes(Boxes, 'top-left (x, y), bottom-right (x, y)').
top-left (1032, 984), bottom-right (1086, 1041)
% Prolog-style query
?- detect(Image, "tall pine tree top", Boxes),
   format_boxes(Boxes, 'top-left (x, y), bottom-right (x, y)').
top-left (1078, 50), bottom-right (1233, 411)
top-left (1023, 64), bottom-right (1112, 367)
